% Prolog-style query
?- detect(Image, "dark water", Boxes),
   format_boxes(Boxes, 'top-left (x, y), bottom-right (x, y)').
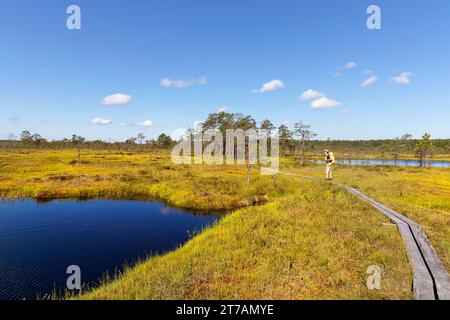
top-left (0, 200), bottom-right (221, 300)
top-left (313, 159), bottom-right (450, 168)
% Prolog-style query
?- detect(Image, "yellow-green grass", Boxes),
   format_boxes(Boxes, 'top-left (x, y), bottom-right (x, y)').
top-left (83, 180), bottom-right (411, 300)
top-left (281, 158), bottom-right (450, 270)
top-left (0, 149), bottom-right (413, 299)
top-left (0, 149), bottom-right (278, 211)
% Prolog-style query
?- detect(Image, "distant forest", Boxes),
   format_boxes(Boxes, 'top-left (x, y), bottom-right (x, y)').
top-left (1, 112), bottom-right (449, 161)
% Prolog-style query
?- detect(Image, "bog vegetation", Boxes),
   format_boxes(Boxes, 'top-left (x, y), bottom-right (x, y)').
top-left (1, 148), bottom-right (417, 299)
top-left (0, 111), bottom-right (448, 300)
top-left (0, 147), bottom-right (447, 300)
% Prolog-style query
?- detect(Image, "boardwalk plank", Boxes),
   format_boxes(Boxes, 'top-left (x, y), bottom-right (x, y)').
top-left (278, 171), bottom-right (450, 300)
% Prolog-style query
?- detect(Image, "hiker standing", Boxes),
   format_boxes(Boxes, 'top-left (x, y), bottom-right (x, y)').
top-left (324, 149), bottom-right (335, 180)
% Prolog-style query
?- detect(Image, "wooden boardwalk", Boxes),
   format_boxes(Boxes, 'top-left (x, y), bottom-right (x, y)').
top-left (278, 171), bottom-right (450, 300)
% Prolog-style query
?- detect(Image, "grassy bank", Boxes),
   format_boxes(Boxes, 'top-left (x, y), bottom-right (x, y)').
top-left (0, 149), bottom-right (276, 211)
top-left (0, 149), bottom-right (415, 299)
top-left (282, 159), bottom-right (450, 270)
top-left (83, 179), bottom-right (411, 299)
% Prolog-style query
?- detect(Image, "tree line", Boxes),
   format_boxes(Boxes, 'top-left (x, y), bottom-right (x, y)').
top-left (1, 112), bottom-right (448, 165)
top-left (0, 131), bottom-right (178, 151)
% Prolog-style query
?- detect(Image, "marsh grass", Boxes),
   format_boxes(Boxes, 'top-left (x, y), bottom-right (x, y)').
top-left (82, 181), bottom-right (412, 299)
top-left (282, 158), bottom-right (450, 270)
top-left (0, 149), bottom-right (277, 210)
top-left (0, 149), bottom-right (414, 299)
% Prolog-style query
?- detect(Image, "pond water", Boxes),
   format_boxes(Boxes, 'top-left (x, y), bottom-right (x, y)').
top-left (313, 159), bottom-right (450, 168)
top-left (0, 200), bottom-right (221, 300)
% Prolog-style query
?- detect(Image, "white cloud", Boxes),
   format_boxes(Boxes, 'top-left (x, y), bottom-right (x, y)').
top-left (333, 62), bottom-right (357, 77)
top-left (311, 97), bottom-right (341, 109)
top-left (136, 120), bottom-right (154, 128)
top-left (90, 117), bottom-right (112, 125)
top-left (171, 128), bottom-right (188, 140)
top-left (101, 93), bottom-right (132, 106)
top-left (299, 89), bottom-right (324, 101)
top-left (345, 62), bottom-right (357, 69)
top-left (341, 109), bottom-right (350, 113)
top-left (218, 106), bottom-right (228, 113)
top-left (362, 75), bottom-right (379, 88)
top-left (160, 76), bottom-right (208, 88)
top-left (170, 120), bottom-right (203, 140)
top-left (391, 72), bottom-right (414, 85)
top-left (193, 120), bottom-right (203, 131)
top-left (299, 89), bottom-right (342, 110)
top-left (253, 79), bottom-right (285, 93)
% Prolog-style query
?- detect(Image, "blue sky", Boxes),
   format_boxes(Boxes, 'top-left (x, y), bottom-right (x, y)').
top-left (1, 0), bottom-right (450, 141)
